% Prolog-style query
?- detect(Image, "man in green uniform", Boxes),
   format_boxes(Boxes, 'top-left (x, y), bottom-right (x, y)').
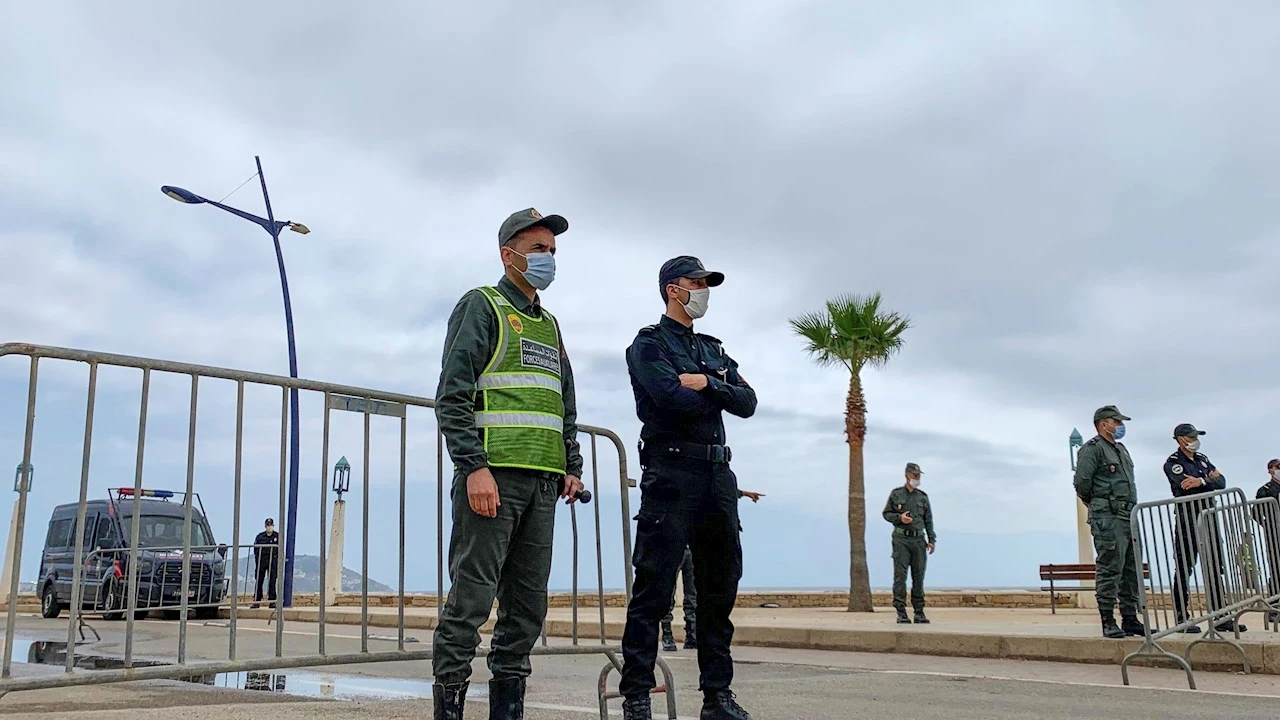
top-left (432, 207), bottom-right (586, 720)
top-left (1072, 405), bottom-right (1144, 639)
top-left (882, 462), bottom-right (936, 624)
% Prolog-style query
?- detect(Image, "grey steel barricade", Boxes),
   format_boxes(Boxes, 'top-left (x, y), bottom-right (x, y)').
top-left (0, 342), bottom-right (676, 719)
top-left (1241, 497), bottom-right (1280, 631)
top-left (1121, 487), bottom-right (1261, 689)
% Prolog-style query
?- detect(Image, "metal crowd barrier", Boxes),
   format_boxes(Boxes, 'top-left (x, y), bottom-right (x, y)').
top-left (0, 342), bottom-right (675, 719)
top-left (1121, 488), bottom-right (1280, 689)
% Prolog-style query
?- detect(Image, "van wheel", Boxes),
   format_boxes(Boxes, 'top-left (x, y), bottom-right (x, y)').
top-left (40, 583), bottom-right (60, 619)
top-left (101, 581), bottom-right (126, 621)
top-left (194, 606), bottom-right (220, 620)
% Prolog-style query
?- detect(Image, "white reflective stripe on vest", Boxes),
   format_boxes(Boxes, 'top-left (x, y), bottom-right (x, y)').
top-left (476, 373), bottom-right (562, 394)
top-left (474, 412), bottom-right (563, 431)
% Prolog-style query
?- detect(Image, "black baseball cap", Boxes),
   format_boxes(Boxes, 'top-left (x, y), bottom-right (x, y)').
top-left (1173, 423), bottom-right (1206, 438)
top-left (498, 208), bottom-right (568, 246)
top-left (659, 256), bottom-right (724, 291)
top-left (265, 518), bottom-right (275, 525)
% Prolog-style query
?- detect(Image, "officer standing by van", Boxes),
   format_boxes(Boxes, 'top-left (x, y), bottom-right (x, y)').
top-left (618, 256), bottom-right (758, 720)
top-left (1072, 406), bottom-right (1143, 639)
top-left (251, 518), bottom-right (279, 608)
top-left (431, 208), bottom-right (585, 720)
top-left (882, 463), bottom-right (935, 624)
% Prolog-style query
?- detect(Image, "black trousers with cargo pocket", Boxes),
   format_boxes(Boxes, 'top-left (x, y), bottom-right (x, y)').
top-left (619, 456), bottom-right (742, 699)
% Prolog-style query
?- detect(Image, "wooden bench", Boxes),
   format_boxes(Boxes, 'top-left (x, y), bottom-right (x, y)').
top-left (1039, 563), bottom-right (1151, 614)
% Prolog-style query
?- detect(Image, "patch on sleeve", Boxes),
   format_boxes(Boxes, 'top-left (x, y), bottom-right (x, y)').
top-left (1171, 464), bottom-right (1183, 475)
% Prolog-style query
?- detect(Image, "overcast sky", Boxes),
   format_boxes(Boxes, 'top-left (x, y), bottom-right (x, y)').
top-left (4, 2), bottom-right (1280, 593)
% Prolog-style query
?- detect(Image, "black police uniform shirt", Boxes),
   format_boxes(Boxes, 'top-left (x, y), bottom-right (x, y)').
top-left (1162, 450), bottom-right (1225, 499)
top-left (1259, 478), bottom-right (1280, 503)
top-left (625, 315), bottom-right (756, 446)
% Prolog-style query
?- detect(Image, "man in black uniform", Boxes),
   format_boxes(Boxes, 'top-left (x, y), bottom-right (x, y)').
top-left (619, 256), bottom-right (758, 720)
top-left (252, 518), bottom-right (279, 608)
top-left (1255, 459), bottom-right (1280, 623)
top-left (1163, 423), bottom-right (1245, 633)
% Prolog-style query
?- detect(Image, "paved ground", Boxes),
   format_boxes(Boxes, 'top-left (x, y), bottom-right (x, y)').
top-left (3, 613), bottom-right (1280, 718)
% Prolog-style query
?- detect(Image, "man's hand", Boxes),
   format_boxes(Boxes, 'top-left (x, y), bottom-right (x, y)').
top-left (900, 512), bottom-right (913, 525)
top-left (1181, 477), bottom-right (1204, 491)
top-left (927, 542), bottom-right (936, 555)
top-left (678, 373), bottom-right (709, 391)
top-left (467, 467), bottom-right (500, 518)
top-left (1209, 469), bottom-right (1222, 479)
top-left (562, 474), bottom-right (585, 504)
top-left (740, 490), bottom-right (764, 503)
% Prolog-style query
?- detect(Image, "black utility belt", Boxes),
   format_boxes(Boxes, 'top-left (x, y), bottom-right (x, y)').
top-left (641, 440), bottom-right (733, 464)
top-left (895, 529), bottom-right (924, 538)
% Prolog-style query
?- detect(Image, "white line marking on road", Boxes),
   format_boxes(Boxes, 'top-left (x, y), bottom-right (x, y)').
top-left (840, 667), bottom-right (1280, 700)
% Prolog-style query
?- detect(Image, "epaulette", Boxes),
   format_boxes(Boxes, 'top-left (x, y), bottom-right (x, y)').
top-left (1166, 452), bottom-right (1180, 462)
top-left (636, 324), bottom-right (660, 336)
top-left (1085, 437), bottom-right (1099, 446)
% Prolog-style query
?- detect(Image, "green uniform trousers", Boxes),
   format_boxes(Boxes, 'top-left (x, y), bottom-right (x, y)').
top-left (1089, 510), bottom-right (1139, 616)
top-left (432, 467), bottom-right (558, 684)
top-left (891, 535), bottom-right (928, 611)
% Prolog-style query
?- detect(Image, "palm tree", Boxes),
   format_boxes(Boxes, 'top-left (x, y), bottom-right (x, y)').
top-left (790, 293), bottom-right (910, 612)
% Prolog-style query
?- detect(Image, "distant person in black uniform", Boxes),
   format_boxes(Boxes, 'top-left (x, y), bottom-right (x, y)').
top-left (252, 518), bottom-right (280, 608)
top-left (1255, 459), bottom-right (1280, 623)
top-left (1162, 423), bottom-right (1245, 633)
top-left (618, 256), bottom-right (757, 720)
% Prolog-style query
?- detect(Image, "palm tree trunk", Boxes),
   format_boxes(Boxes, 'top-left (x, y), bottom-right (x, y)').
top-left (846, 369), bottom-right (873, 612)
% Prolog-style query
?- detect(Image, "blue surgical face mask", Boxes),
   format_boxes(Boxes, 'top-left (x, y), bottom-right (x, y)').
top-left (512, 250), bottom-right (556, 290)
top-left (1112, 423), bottom-right (1126, 440)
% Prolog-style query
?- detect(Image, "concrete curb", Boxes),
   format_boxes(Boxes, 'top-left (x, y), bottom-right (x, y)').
top-left (232, 607), bottom-right (1278, 676)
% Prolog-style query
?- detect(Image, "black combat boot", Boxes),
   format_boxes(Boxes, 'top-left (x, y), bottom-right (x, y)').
top-left (433, 681), bottom-right (468, 720)
top-left (488, 677), bottom-right (525, 720)
top-left (1100, 610), bottom-right (1125, 639)
top-left (1120, 615), bottom-right (1145, 637)
top-left (701, 689), bottom-right (753, 720)
top-left (622, 695), bottom-right (652, 720)
top-left (896, 607), bottom-right (911, 624)
top-left (1214, 619), bottom-right (1248, 633)
top-left (683, 618), bottom-right (698, 649)
top-left (913, 610), bottom-right (930, 624)
top-left (661, 621), bottom-right (677, 651)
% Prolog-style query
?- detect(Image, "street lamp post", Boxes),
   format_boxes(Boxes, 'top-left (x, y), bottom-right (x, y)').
top-left (1069, 428), bottom-right (1097, 607)
top-left (325, 457), bottom-right (351, 603)
top-left (161, 157), bottom-right (310, 607)
top-left (1, 464), bottom-right (32, 606)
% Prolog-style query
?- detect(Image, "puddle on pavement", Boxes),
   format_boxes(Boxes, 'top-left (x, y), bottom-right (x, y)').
top-left (9, 638), bottom-right (449, 701)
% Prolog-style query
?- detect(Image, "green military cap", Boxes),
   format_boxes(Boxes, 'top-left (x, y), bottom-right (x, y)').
top-left (1092, 405), bottom-right (1130, 424)
top-left (905, 462), bottom-right (923, 475)
top-left (498, 207), bottom-right (568, 246)
top-left (1173, 423), bottom-right (1205, 438)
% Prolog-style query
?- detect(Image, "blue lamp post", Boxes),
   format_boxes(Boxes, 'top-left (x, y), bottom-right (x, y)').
top-left (161, 156), bottom-right (309, 607)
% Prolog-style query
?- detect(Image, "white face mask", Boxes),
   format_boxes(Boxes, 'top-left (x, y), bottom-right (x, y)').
top-left (1271, 469), bottom-right (1280, 482)
top-left (679, 287), bottom-right (710, 319)
top-left (1186, 438), bottom-right (1201, 453)
top-left (908, 478), bottom-right (921, 489)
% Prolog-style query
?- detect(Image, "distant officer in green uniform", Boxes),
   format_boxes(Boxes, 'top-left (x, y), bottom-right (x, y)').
top-left (432, 207), bottom-right (586, 720)
top-left (1072, 405), bottom-right (1144, 639)
top-left (882, 462), bottom-right (936, 624)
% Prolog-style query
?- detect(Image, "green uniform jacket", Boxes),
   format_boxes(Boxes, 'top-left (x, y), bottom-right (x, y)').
top-left (882, 486), bottom-right (936, 543)
top-left (434, 276), bottom-right (584, 478)
top-left (1072, 435), bottom-right (1137, 514)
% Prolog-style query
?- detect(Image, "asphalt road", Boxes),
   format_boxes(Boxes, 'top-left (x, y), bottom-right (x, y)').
top-left (1, 614), bottom-right (1278, 719)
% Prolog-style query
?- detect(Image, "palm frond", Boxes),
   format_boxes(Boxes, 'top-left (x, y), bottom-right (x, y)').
top-left (790, 291), bottom-right (911, 371)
